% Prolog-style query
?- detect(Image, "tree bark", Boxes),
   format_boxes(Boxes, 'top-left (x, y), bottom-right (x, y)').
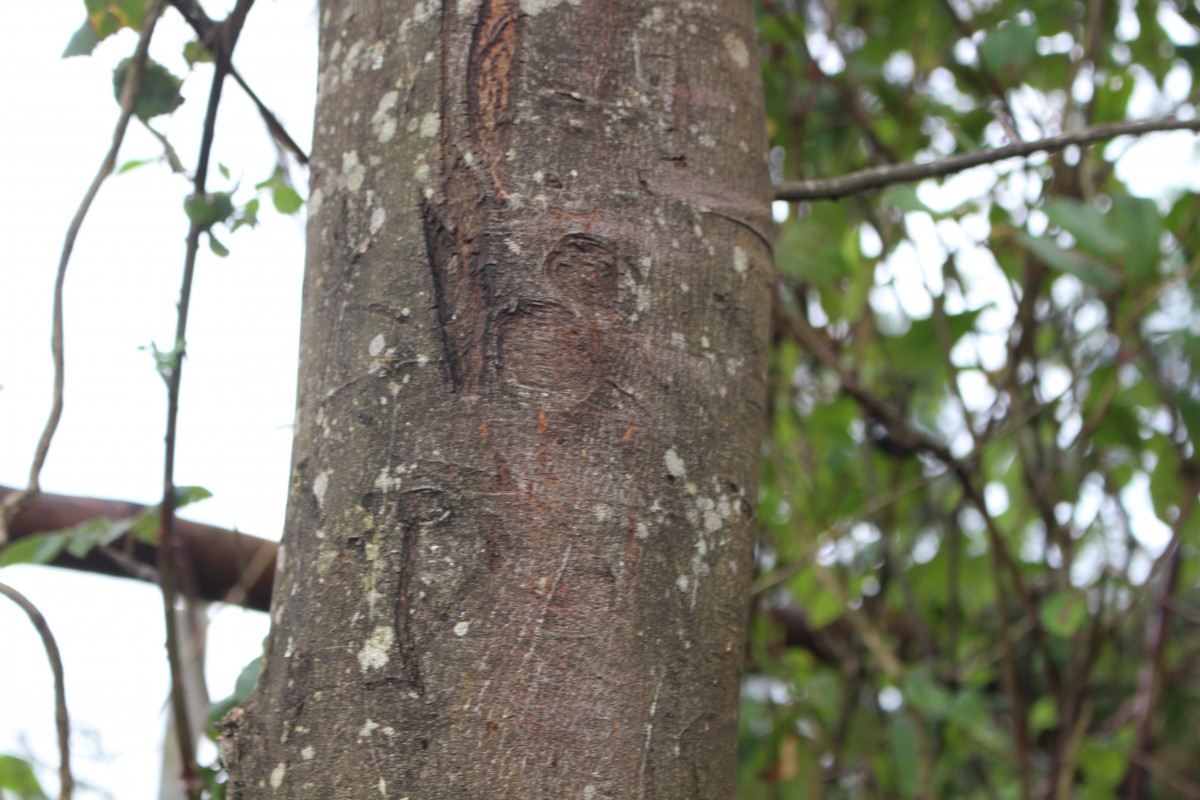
top-left (222, 0), bottom-right (772, 797)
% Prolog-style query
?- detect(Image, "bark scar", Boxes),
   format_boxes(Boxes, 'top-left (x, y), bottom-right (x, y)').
top-left (420, 197), bottom-right (464, 391)
top-left (467, 0), bottom-right (519, 198)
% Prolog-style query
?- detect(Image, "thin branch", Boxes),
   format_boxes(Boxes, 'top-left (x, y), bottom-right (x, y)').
top-left (158, 3), bottom-right (254, 796)
top-left (0, 582), bottom-right (72, 800)
top-left (0, 1), bottom-right (164, 543)
top-left (773, 116), bottom-right (1200, 201)
top-left (166, 0), bottom-right (309, 165)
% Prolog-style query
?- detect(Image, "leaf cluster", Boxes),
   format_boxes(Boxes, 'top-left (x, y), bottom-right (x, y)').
top-left (746, 0), bottom-right (1200, 797)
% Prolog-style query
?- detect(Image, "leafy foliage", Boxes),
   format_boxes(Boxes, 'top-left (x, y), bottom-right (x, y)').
top-left (745, 0), bottom-right (1200, 797)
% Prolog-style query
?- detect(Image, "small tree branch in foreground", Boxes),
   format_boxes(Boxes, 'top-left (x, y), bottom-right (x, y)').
top-left (0, 581), bottom-right (72, 800)
top-left (157, 5), bottom-right (254, 794)
top-left (773, 116), bottom-right (1200, 202)
top-left (166, 0), bottom-right (309, 165)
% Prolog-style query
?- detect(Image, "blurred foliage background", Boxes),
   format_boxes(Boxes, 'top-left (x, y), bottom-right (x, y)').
top-left (740, 1), bottom-right (1200, 798)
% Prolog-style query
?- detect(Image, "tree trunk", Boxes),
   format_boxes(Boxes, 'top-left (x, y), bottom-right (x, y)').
top-left (222, 0), bottom-right (772, 796)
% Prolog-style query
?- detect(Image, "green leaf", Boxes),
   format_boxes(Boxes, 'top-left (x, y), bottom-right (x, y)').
top-left (183, 39), bottom-right (214, 65)
top-left (208, 656), bottom-right (262, 725)
top-left (1111, 195), bottom-right (1161, 284)
top-left (175, 485), bottom-right (214, 507)
top-left (887, 713), bottom-right (919, 797)
top-left (0, 754), bottom-right (48, 799)
top-left (184, 192), bottom-right (236, 230)
top-left (1016, 232), bottom-right (1122, 291)
top-left (118, 157), bottom-right (157, 174)
top-left (1039, 589), bottom-right (1089, 638)
top-left (62, 20), bottom-right (100, 58)
top-left (87, 9), bottom-right (123, 40)
top-left (1029, 696), bottom-right (1059, 733)
top-left (111, 0), bottom-right (145, 27)
top-left (1, 532), bottom-right (69, 567)
top-left (62, 517), bottom-right (134, 559)
top-left (272, 186), bottom-right (304, 215)
top-left (231, 198), bottom-right (260, 232)
top-left (113, 58), bottom-right (185, 121)
top-left (903, 667), bottom-right (953, 719)
top-left (1042, 198), bottom-right (1125, 259)
top-left (130, 509), bottom-right (160, 545)
top-left (978, 21), bottom-right (1038, 77)
top-left (209, 233), bottom-right (230, 258)
top-left (1079, 741), bottom-right (1128, 790)
top-left (143, 339), bottom-right (184, 384)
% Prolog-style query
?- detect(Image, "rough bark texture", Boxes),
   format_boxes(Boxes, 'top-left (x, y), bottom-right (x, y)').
top-left (223, 0), bottom-right (772, 797)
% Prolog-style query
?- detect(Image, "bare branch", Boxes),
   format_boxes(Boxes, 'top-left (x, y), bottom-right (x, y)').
top-left (166, 0), bottom-right (309, 165)
top-left (0, 582), bottom-right (72, 800)
top-left (156, 3), bottom-right (255, 796)
top-left (773, 116), bottom-right (1200, 202)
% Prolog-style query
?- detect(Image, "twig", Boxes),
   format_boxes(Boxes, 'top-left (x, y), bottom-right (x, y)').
top-left (0, 1), bottom-right (164, 543)
top-left (157, 3), bottom-right (254, 797)
top-left (0, 582), bottom-right (72, 800)
top-left (773, 116), bottom-right (1200, 201)
top-left (166, 0), bottom-right (309, 165)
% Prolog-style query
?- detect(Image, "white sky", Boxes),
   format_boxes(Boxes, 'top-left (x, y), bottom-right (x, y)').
top-left (1, 2), bottom-right (315, 796)
top-left (3, 3), bottom-right (1199, 799)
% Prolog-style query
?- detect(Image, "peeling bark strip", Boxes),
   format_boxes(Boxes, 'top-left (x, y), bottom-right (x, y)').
top-left (467, 0), bottom-right (518, 196)
top-left (225, 0), bottom-right (773, 797)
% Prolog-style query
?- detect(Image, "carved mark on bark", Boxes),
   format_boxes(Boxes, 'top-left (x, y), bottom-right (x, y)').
top-left (467, 0), bottom-right (519, 198)
top-left (421, 197), bottom-right (493, 393)
top-left (394, 521), bottom-right (423, 693)
top-left (546, 233), bottom-right (620, 310)
top-left (495, 234), bottom-right (636, 406)
top-left (392, 488), bottom-right (451, 695)
top-left (420, 197), bottom-right (462, 390)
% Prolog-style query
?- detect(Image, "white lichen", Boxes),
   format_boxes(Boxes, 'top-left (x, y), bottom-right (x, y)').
top-left (270, 763), bottom-right (286, 790)
top-left (724, 31), bottom-right (750, 68)
top-left (368, 333), bottom-right (386, 357)
top-left (357, 626), bottom-right (394, 671)
top-left (520, 0), bottom-right (581, 16)
top-left (370, 207), bottom-right (387, 235)
top-left (664, 448), bottom-right (687, 479)
top-left (453, 621), bottom-right (471, 637)
top-left (342, 151), bottom-right (365, 192)
top-left (419, 112), bottom-right (441, 138)
top-left (301, 746), bottom-right (315, 760)
top-left (308, 187), bottom-right (324, 219)
top-left (313, 471), bottom-right (330, 509)
top-left (733, 245), bottom-right (749, 274)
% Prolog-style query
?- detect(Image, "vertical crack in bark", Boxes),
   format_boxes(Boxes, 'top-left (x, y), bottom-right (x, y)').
top-left (394, 519), bottom-right (424, 694)
top-left (420, 197), bottom-right (465, 392)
